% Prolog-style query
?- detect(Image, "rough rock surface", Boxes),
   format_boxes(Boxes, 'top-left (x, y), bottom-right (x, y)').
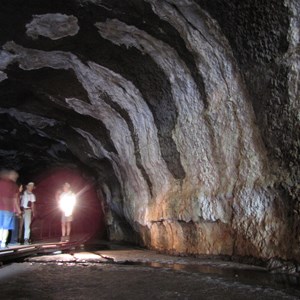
top-left (26, 13), bottom-right (79, 40)
top-left (0, 0), bottom-right (299, 263)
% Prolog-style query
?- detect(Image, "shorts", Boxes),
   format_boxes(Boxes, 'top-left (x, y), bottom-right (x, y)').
top-left (62, 214), bottom-right (73, 223)
top-left (0, 210), bottom-right (15, 230)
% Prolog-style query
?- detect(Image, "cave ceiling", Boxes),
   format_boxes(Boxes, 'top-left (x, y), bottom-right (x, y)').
top-left (0, 0), bottom-right (195, 180)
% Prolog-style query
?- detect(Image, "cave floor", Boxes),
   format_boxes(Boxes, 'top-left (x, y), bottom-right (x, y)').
top-left (0, 241), bottom-right (299, 299)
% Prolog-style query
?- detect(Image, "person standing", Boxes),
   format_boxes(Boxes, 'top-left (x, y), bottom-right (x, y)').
top-left (58, 182), bottom-right (76, 242)
top-left (0, 170), bottom-right (21, 249)
top-left (9, 184), bottom-right (23, 245)
top-left (20, 182), bottom-right (36, 244)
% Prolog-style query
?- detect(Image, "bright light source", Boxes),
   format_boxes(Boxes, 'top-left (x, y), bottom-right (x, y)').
top-left (59, 193), bottom-right (76, 216)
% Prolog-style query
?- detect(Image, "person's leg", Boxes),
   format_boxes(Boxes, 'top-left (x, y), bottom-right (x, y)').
top-left (61, 221), bottom-right (67, 242)
top-left (24, 210), bottom-right (32, 243)
top-left (0, 229), bottom-right (9, 247)
top-left (66, 222), bottom-right (71, 237)
top-left (61, 222), bottom-right (66, 237)
top-left (0, 211), bottom-right (14, 247)
top-left (10, 215), bottom-right (19, 244)
top-left (18, 215), bottom-right (24, 242)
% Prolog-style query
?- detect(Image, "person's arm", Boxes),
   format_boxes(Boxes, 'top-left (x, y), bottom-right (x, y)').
top-left (14, 193), bottom-right (22, 215)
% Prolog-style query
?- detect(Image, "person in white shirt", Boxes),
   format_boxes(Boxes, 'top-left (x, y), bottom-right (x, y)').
top-left (20, 182), bottom-right (36, 244)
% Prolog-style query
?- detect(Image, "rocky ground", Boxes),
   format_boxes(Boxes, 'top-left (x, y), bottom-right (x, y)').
top-left (0, 242), bottom-right (299, 299)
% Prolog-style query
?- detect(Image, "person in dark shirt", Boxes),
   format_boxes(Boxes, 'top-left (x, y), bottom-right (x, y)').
top-left (0, 170), bottom-right (22, 248)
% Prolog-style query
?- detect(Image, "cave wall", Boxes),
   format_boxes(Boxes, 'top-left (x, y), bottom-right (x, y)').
top-left (0, 0), bottom-right (299, 262)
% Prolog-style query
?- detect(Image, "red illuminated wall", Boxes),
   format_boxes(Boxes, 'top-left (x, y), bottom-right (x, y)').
top-left (29, 167), bottom-right (105, 242)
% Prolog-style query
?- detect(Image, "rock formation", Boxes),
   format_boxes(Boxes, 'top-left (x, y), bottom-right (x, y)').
top-left (0, 0), bottom-right (299, 263)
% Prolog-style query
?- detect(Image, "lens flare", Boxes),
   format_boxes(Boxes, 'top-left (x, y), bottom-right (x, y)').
top-left (28, 167), bottom-right (105, 242)
top-left (59, 193), bottom-right (76, 217)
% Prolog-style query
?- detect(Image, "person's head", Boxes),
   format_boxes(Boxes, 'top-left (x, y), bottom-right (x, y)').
top-left (26, 182), bottom-right (35, 192)
top-left (63, 182), bottom-right (71, 192)
top-left (6, 170), bottom-right (19, 182)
